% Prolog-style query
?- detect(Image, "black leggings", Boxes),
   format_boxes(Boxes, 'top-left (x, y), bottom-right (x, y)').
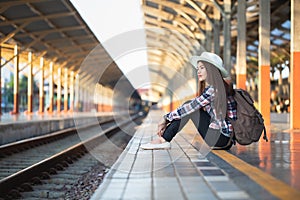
top-left (162, 108), bottom-right (230, 148)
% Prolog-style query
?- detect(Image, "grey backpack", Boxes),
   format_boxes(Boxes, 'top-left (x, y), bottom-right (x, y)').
top-left (230, 89), bottom-right (268, 145)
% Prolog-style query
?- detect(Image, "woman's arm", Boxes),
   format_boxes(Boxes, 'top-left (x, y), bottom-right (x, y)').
top-left (157, 117), bottom-right (168, 136)
top-left (165, 86), bottom-right (214, 122)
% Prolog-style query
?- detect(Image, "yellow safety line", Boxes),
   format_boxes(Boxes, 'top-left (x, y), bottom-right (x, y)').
top-left (212, 150), bottom-right (300, 199)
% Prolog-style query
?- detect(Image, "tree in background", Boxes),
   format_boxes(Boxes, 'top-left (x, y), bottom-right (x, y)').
top-left (2, 74), bottom-right (39, 113)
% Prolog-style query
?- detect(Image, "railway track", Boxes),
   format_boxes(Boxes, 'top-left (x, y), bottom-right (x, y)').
top-left (0, 114), bottom-right (144, 199)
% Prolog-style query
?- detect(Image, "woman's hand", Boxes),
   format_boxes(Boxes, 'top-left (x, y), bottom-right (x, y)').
top-left (157, 118), bottom-right (167, 137)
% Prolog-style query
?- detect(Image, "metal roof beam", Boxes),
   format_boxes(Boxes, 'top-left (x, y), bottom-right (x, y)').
top-left (148, 0), bottom-right (206, 20)
top-left (186, 0), bottom-right (213, 25)
top-left (0, 0), bottom-right (46, 12)
top-left (144, 17), bottom-right (198, 40)
top-left (0, 12), bottom-right (76, 26)
top-left (16, 25), bottom-right (85, 38)
top-left (0, 22), bottom-right (30, 44)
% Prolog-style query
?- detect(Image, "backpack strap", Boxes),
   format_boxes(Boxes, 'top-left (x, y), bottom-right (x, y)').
top-left (262, 126), bottom-right (268, 142)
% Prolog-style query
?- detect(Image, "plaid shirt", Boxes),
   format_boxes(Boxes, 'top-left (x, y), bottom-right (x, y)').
top-left (165, 86), bottom-right (237, 137)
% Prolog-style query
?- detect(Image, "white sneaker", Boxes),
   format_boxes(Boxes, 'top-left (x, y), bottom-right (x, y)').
top-left (140, 142), bottom-right (171, 150)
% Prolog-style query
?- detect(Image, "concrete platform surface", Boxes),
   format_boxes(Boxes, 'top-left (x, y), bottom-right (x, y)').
top-left (91, 110), bottom-right (300, 199)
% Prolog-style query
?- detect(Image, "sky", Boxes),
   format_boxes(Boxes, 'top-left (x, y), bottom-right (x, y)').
top-left (70, 0), bottom-right (150, 89)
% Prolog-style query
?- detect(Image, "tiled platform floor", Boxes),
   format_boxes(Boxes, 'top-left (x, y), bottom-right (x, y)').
top-left (92, 110), bottom-right (300, 199)
top-left (92, 110), bottom-right (254, 199)
top-left (229, 113), bottom-right (300, 195)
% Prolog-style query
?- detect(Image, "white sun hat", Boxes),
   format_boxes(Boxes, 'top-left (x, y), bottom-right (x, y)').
top-left (190, 52), bottom-right (229, 78)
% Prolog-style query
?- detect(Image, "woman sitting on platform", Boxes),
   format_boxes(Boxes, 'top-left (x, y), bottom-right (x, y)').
top-left (141, 52), bottom-right (237, 150)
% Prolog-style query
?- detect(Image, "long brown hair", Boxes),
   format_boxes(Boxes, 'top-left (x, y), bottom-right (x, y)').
top-left (198, 80), bottom-right (206, 96)
top-left (197, 61), bottom-right (233, 119)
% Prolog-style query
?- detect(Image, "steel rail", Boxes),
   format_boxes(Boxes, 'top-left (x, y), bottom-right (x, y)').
top-left (0, 115), bottom-right (139, 197)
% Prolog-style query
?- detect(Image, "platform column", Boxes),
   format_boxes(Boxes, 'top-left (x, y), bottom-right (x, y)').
top-left (88, 87), bottom-right (91, 112)
top-left (74, 74), bottom-right (79, 111)
top-left (258, 0), bottom-right (270, 125)
top-left (102, 85), bottom-right (105, 112)
top-left (290, 0), bottom-right (300, 129)
top-left (69, 71), bottom-right (74, 112)
top-left (64, 68), bottom-right (68, 112)
top-left (223, 0), bottom-right (231, 72)
top-left (205, 19), bottom-right (212, 52)
top-left (13, 45), bottom-right (19, 114)
top-left (39, 57), bottom-right (44, 113)
top-left (213, 7), bottom-right (220, 55)
top-left (169, 90), bottom-right (173, 112)
top-left (100, 84), bottom-right (104, 112)
top-left (236, 0), bottom-right (247, 90)
top-left (0, 45), bottom-right (2, 115)
top-left (27, 52), bottom-right (33, 113)
top-left (84, 87), bottom-right (88, 112)
top-left (97, 84), bottom-right (103, 112)
top-left (48, 62), bottom-right (54, 113)
top-left (57, 67), bottom-right (62, 112)
top-left (80, 86), bottom-right (84, 112)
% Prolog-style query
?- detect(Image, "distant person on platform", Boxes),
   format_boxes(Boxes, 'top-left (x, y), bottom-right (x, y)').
top-left (141, 52), bottom-right (237, 150)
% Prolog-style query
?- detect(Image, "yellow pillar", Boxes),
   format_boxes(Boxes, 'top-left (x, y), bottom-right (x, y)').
top-left (39, 57), bottom-right (44, 113)
top-left (74, 74), bottom-right (79, 111)
top-left (69, 71), bottom-right (74, 112)
top-left (27, 52), bottom-right (33, 113)
top-left (57, 67), bottom-right (62, 112)
top-left (48, 62), bottom-right (54, 113)
top-left (0, 45), bottom-right (2, 115)
top-left (64, 68), bottom-right (68, 112)
top-left (13, 45), bottom-right (19, 114)
top-left (290, 0), bottom-right (300, 129)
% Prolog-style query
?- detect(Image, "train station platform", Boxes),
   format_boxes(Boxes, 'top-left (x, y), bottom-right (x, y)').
top-left (91, 110), bottom-right (300, 199)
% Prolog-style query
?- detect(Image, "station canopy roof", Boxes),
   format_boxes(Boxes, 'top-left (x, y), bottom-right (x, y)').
top-left (0, 0), bottom-right (291, 101)
top-left (141, 0), bottom-right (291, 84)
top-left (0, 0), bottom-right (136, 93)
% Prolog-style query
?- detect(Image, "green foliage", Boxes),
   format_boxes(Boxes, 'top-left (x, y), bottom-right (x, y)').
top-left (3, 73), bottom-right (39, 106)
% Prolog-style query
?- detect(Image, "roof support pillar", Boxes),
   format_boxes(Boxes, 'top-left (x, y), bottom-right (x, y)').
top-left (27, 52), bottom-right (33, 113)
top-left (258, 0), bottom-right (270, 125)
top-left (0, 45), bottom-right (2, 115)
top-left (168, 89), bottom-right (173, 112)
top-left (13, 45), bottom-right (19, 114)
top-left (69, 71), bottom-right (74, 112)
top-left (88, 88), bottom-right (91, 112)
top-left (79, 83), bottom-right (85, 111)
top-left (223, 0), bottom-right (231, 72)
top-left (102, 87), bottom-right (107, 112)
top-left (236, 0), bottom-right (247, 89)
top-left (213, 6), bottom-right (221, 55)
top-left (205, 19), bottom-right (212, 52)
top-left (64, 68), bottom-right (68, 112)
top-left (39, 57), bottom-right (44, 113)
top-left (48, 62), bottom-right (54, 113)
top-left (57, 67), bottom-right (62, 112)
top-left (290, 0), bottom-right (300, 129)
top-left (74, 74), bottom-right (79, 111)
top-left (83, 87), bottom-right (87, 112)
